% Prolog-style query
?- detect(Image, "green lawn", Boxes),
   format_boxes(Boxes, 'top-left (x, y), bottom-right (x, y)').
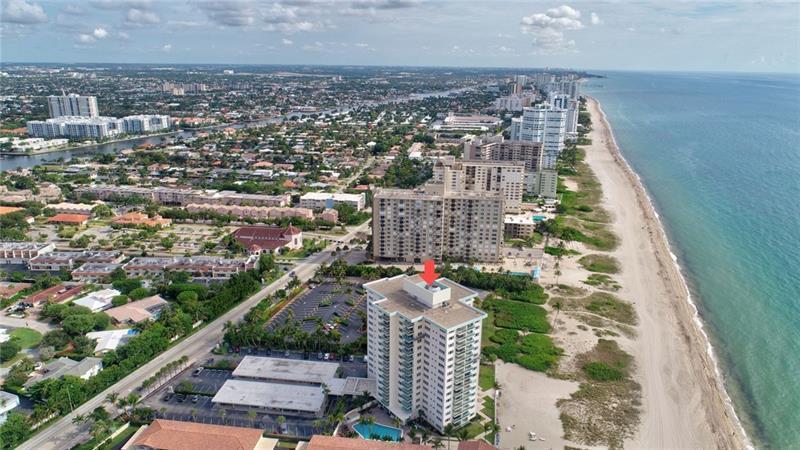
top-left (478, 364), bottom-right (495, 390)
top-left (97, 425), bottom-right (140, 450)
top-left (10, 328), bottom-right (42, 348)
top-left (488, 299), bottom-right (550, 333)
top-left (458, 417), bottom-right (485, 439)
top-left (482, 396), bottom-right (495, 418)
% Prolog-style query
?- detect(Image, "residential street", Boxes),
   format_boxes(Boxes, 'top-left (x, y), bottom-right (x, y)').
top-left (16, 221), bottom-right (370, 450)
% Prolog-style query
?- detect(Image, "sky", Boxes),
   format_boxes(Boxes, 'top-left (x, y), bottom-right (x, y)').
top-left (1, 0), bottom-right (799, 73)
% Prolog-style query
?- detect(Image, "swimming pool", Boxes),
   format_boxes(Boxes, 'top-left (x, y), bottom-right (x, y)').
top-left (353, 422), bottom-right (403, 441)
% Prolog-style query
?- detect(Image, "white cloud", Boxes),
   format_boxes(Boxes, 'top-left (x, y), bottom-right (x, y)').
top-left (282, 38), bottom-right (293, 45)
top-left (126, 8), bottom-right (160, 24)
top-left (89, 0), bottom-right (152, 10)
top-left (590, 12), bottom-right (601, 26)
top-left (520, 4), bottom-right (584, 54)
top-left (354, 42), bottom-right (369, 48)
top-left (302, 41), bottom-right (324, 51)
top-left (199, 1), bottom-right (257, 27)
top-left (1, 0), bottom-right (47, 24)
top-left (117, 31), bottom-right (130, 40)
top-left (162, 43), bottom-right (172, 52)
top-left (93, 27), bottom-right (109, 39)
top-left (77, 34), bottom-right (96, 44)
top-left (61, 4), bottom-right (86, 15)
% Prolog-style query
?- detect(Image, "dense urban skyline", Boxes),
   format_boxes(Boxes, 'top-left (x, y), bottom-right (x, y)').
top-left (1, 0), bottom-right (798, 73)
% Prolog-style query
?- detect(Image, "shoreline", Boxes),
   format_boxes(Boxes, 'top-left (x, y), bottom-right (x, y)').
top-left (586, 97), bottom-right (751, 448)
top-left (0, 130), bottom-right (178, 157)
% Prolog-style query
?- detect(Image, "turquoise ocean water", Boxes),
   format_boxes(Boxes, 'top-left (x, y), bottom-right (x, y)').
top-left (585, 72), bottom-right (800, 449)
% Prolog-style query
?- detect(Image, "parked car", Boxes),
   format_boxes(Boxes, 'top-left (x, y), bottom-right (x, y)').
top-left (323, 353), bottom-right (330, 360)
top-left (192, 395), bottom-right (199, 403)
top-left (176, 394), bottom-right (187, 403)
top-left (317, 352), bottom-right (324, 360)
top-left (192, 368), bottom-right (203, 377)
top-left (162, 393), bottom-right (173, 402)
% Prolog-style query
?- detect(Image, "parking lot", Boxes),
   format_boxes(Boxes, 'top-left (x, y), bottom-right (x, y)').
top-left (267, 282), bottom-right (366, 344)
top-left (141, 354), bottom-right (368, 438)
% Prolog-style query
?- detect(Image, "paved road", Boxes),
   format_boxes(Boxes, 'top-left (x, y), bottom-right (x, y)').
top-left (17, 221), bottom-right (370, 450)
top-left (0, 316), bottom-right (54, 334)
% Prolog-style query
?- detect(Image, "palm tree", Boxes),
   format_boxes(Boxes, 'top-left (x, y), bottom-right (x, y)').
top-left (431, 438), bottom-right (444, 449)
top-left (276, 415), bottom-right (286, 433)
top-left (553, 300), bottom-right (563, 323)
top-left (456, 429), bottom-right (469, 441)
top-left (71, 414), bottom-right (86, 425)
top-left (105, 392), bottom-right (119, 408)
top-left (421, 428), bottom-right (431, 444)
top-left (190, 408), bottom-right (198, 422)
top-left (247, 410), bottom-right (257, 428)
top-left (218, 408), bottom-right (227, 424)
top-left (443, 424), bottom-right (455, 450)
top-left (407, 427), bottom-right (418, 443)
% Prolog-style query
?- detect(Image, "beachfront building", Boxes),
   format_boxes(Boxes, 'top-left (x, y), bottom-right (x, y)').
top-left (432, 158), bottom-right (525, 213)
top-left (372, 186), bottom-right (504, 263)
top-left (47, 94), bottom-right (99, 118)
top-left (364, 274), bottom-right (486, 432)
top-left (510, 104), bottom-right (566, 170)
top-left (493, 94), bottom-right (533, 112)
top-left (464, 136), bottom-right (558, 198)
top-left (299, 192), bottom-right (366, 211)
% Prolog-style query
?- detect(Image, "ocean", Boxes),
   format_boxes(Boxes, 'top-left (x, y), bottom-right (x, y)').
top-left (585, 71), bottom-right (800, 449)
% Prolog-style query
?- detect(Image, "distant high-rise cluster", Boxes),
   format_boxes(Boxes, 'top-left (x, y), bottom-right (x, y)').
top-left (47, 94), bottom-right (98, 118)
top-left (161, 82), bottom-right (208, 96)
top-left (28, 92), bottom-right (171, 139)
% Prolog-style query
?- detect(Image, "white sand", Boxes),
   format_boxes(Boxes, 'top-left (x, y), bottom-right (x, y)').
top-left (584, 98), bottom-right (748, 449)
top-left (495, 363), bottom-right (588, 450)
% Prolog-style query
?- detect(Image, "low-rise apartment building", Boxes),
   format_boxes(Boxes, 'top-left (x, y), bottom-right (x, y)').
top-left (122, 256), bottom-right (256, 283)
top-left (75, 185), bottom-right (290, 208)
top-left (299, 192), bottom-right (366, 211)
top-left (0, 242), bottom-right (55, 265)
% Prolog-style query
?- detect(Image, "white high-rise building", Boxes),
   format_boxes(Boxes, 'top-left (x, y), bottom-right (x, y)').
top-left (122, 115), bottom-right (171, 133)
top-left (549, 93), bottom-right (579, 135)
top-left (432, 158), bottom-right (526, 213)
top-left (365, 274), bottom-right (486, 432)
top-left (47, 94), bottom-right (99, 118)
top-left (464, 136), bottom-right (558, 198)
top-left (510, 104), bottom-right (566, 170)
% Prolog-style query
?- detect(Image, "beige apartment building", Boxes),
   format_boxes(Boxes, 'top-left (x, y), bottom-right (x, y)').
top-left (372, 186), bottom-right (503, 263)
top-left (464, 136), bottom-right (558, 199)
top-left (432, 158), bottom-right (525, 213)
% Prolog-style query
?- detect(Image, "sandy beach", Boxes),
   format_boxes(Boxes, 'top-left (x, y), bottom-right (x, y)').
top-left (582, 97), bottom-right (748, 449)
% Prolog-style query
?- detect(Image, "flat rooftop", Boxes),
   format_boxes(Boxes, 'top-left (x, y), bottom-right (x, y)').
top-left (232, 356), bottom-right (339, 384)
top-left (212, 379), bottom-right (325, 413)
top-left (365, 275), bottom-right (485, 329)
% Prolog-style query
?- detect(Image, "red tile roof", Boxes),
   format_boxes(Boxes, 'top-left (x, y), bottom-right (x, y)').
top-left (132, 419), bottom-right (265, 450)
top-left (47, 213), bottom-right (90, 224)
top-left (306, 435), bottom-right (431, 450)
top-left (232, 225), bottom-right (301, 252)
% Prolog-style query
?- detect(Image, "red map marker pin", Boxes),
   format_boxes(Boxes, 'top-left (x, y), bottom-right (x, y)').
top-left (420, 259), bottom-right (440, 286)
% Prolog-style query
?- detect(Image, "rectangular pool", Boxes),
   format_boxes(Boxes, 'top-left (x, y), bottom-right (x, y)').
top-left (353, 422), bottom-right (403, 441)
